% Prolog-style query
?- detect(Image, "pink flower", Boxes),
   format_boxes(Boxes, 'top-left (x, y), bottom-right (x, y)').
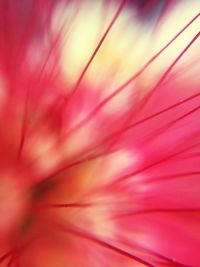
top-left (0, 0), bottom-right (200, 266)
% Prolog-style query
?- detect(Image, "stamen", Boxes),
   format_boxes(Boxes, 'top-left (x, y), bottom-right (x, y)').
top-left (122, 241), bottom-right (191, 267)
top-left (50, 219), bottom-right (156, 267)
top-left (139, 32), bottom-right (200, 111)
top-left (29, 14), bottom-right (200, 172)
top-left (66, 0), bottom-right (128, 101)
top-left (143, 105), bottom-right (200, 144)
top-left (125, 92), bottom-right (200, 132)
top-left (18, 20), bottom-right (67, 156)
top-left (63, 14), bottom-right (200, 137)
top-left (116, 208), bottom-right (200, 218)
top-left (114, 141), bottom-right (200, 183)
top-left (38, 147), bottom-right (115, 184)
top-left (146, 171), bottom-right (200, 184)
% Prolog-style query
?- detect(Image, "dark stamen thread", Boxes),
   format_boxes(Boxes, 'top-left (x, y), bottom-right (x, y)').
top-left (66, 0), bottom-right (128, 102)
top-left (113, 141), bottom-right (200, 184)
top-left (63, 14), bottom-right (200, 138)
top-left (50, 219), bottom-right (156, 267)
top-left (29, 13), bottom-right (200, 177)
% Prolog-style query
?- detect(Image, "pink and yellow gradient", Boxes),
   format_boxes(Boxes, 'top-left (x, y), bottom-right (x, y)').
top-left (0, 0), bottom-right (200, 266)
